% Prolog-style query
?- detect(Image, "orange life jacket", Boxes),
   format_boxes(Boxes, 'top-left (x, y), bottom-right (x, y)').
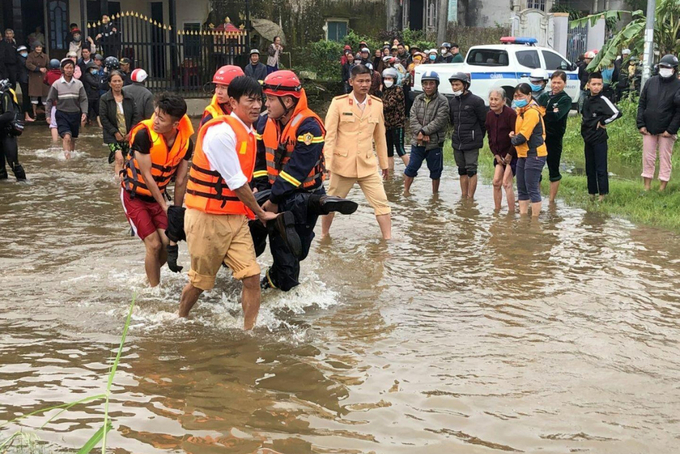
top-left (185, 115), bottom-right (256, 216)
top-left (123, 116), bottom-right (195, 198)
top-left (202, 95), bottom-right (231, 124)
top-left (261, 92), bottom-right (325, 189)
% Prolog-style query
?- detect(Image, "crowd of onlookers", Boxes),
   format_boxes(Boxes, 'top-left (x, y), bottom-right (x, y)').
top-left (337, 39), bottom-right (680, 216)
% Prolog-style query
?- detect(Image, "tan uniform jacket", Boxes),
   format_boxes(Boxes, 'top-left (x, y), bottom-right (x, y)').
top-left (324, 94), bottom-right (388, 179)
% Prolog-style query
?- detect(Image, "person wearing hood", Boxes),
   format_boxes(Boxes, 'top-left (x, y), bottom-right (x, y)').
top-left (68, 28), bottom-right (95, 60)
top-left (123, 68), bottom-right (154, 121)
top-left (382, 68), bottom-right (409, 171)
top-left (637, 54), bottom-right (680, 191)
top-left (16, 46), bottom-right (32, 123)
top-left (439, 43), bottom-right (454, 63)
top-left (528, 68), bottom-right (549, 99)
top-left (26, 42), bottom-right (48, 121)
top-left (404, 70), bottom-right (448, 195)
top-left (244, 49), bottom-right (267, 84)
top-left (448, 72), bottom-right (487, 198)
top-left (82, 61), bottom-right (102, 126)
top-left (340, 45), bottom-right (352, 65)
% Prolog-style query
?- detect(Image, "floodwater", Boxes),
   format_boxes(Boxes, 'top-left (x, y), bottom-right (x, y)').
top-left (1, 123), bottom-right (680, 453)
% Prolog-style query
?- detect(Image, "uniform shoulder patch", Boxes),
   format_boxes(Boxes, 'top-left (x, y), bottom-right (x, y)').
top-left (302, 132), bottom-right (314, 145)
top-left (334, 94), bottom-right (349, 100)
top-left (370, 95), bottom-right (383, 103)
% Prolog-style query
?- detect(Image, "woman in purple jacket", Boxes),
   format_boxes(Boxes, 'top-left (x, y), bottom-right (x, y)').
top-left (486, 87), bottom-right (518, 211)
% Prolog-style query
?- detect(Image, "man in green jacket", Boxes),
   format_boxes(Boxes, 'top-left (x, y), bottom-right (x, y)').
top-left (451, 43), bottom-right (464, 63)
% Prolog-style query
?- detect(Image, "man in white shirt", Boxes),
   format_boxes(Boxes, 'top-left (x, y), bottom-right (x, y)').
top-left (178, 76), bottom-right (280, 329)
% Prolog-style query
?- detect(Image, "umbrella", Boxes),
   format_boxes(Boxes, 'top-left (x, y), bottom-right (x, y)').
top-left (251, 18), bottom-right (286, 45)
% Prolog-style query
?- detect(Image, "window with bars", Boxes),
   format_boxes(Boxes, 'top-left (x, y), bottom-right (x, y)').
top-left (527, 0), bottom-right (546, 11)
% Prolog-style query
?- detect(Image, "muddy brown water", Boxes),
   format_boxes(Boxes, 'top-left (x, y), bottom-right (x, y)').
top-left (1, 121), bottom-right (680, 453)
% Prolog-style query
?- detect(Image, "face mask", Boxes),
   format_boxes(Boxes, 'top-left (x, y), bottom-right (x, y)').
top-left (73, 36), bottom-right (81, 42)
top-left (384, 80), bottom-right (394, 88)
top-left (90, 69), bottom-right (98, 74)
top-left (429, 55), bottom-right (436, 61)
top-left (529, 83), bottom-right (543, 92)
top-left (513, 99), bottom-right (528, 108)
top-left (440, 49), bottom-right (447, 55)
top-left (452, 90), bottom-right (463, 97)
top-left (660, 68), bottom-right (674, 78)
top-left (20, 52), bottom-right (27, 58)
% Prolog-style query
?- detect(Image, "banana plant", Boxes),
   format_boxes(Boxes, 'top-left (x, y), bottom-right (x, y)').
top-left (571, 0), bottom-right (680, 71)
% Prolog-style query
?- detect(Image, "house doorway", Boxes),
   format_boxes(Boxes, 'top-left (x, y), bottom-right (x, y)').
top-left (409, 0), bottom-right (424, 31)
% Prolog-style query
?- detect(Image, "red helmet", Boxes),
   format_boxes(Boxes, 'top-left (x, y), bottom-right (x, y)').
top-left (212, 65), bottom-right (244, 85)
top-left (263, 70), bottom-right (303, 98)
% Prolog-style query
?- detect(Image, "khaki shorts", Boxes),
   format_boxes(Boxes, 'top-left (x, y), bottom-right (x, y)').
top-left (185, 208), bottom-right (260, 290)
top-left (327, 171), bottom-right (391, 216)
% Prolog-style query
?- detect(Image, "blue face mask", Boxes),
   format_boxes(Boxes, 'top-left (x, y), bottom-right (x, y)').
top-left (513, 99), bottom-right (528, 108)
top-left (90, 69), bottom-right (98, 74)
top-left (429, 55), bottom-right (436, 61)
top-left (20, 52), bottom-right (28, 58)
top-left (529, 82), bottom-right (543, 92)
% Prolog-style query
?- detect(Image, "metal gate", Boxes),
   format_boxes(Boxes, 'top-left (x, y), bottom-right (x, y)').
top-left (566, 22), bottom-right (588, 63)
top-left (87, 11), bottom-right (247, 96)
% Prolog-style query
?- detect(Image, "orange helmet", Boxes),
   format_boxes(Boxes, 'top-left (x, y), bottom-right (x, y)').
top-left (212, 65), bottom-right (244, 85)
top-left (263, 70), bottom-right (303, 98)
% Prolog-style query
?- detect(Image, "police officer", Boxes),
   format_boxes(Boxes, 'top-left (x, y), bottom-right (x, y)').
top-left (0, 79), bottom-right (26, 180)
top-left (252, 70), bottom-right (357, 291)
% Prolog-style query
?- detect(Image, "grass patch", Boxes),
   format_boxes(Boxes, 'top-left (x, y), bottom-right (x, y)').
top-left (441, 99), bottom-right (680, 232)
top-left (0, 296), bottom-right (136, 454)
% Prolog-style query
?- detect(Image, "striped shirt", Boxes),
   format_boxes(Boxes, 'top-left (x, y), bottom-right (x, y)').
top-left (46, 76), bottom-right (88, 114)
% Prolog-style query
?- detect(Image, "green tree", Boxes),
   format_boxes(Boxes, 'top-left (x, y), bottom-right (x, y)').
top-left (572, 0), bottom-right (680, 70)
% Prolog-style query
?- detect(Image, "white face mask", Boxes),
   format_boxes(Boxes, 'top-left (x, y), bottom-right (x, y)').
top-left (440, 49), bottom-right (447, 55)
top-left (660, 68), bottom-right (674, 78)
top-left (384, 79), bottom-right (394, 88)
top-left (452, 90), bottom-right (463, 97)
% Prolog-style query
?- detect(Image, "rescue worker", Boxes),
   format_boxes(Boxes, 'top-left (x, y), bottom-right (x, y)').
top-left (200, 65), bottom-right (245, 128)
top-left (0, 79), bottom-right (26, 181)
top-left (120, 93), bottom-right (195, 287)
top-left (177, 76), bottom-right (279, 328)
top-left (322, 64), bottom-right (391, 239)
top-left (252, 70), bottom-right (358, 291)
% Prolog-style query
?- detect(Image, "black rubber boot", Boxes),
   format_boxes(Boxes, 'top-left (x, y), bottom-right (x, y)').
top-left (309, 194), bottom-right (358, 215)
top-left (268, 211), bottom-right (302, 258)
top-left (12, 164), bottom-right (26, 181)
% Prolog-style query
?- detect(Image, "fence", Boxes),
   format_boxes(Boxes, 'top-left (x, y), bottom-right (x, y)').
top-left (566, 22), bottom-right (588, 63)
top-left (87, 12), bottom-right (248, 97)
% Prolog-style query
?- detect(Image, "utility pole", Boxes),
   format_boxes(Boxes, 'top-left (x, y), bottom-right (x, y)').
top-left (641, 0), bottom-right (656, 88)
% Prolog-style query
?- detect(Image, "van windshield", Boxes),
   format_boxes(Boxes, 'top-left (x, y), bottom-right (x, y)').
top-left (467, 49), bottom-right (509, 66)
